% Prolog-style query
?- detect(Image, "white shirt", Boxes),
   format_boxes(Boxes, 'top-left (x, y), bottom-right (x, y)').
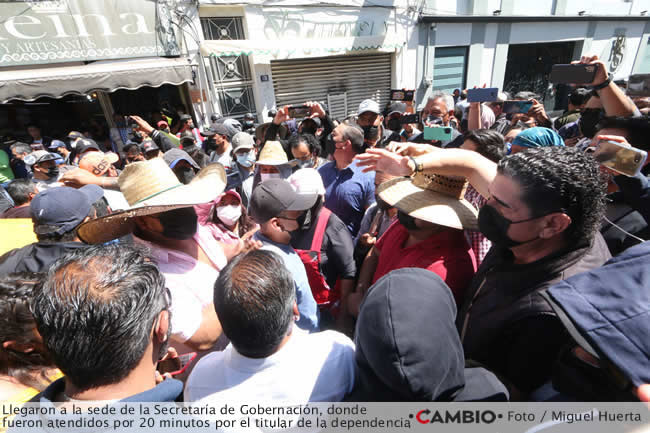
top-left (184, 326), bottom-right (355, 404)
top-left (134, 224), bottom-right (226, 342)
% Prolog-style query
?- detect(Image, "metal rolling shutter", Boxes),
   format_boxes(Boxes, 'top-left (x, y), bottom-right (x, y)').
top-left (270, 53), bottom-right (392, 121)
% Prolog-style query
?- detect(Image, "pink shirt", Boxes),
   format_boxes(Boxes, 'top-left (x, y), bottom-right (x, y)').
top-left (134, 224), bottom-right (226, 342)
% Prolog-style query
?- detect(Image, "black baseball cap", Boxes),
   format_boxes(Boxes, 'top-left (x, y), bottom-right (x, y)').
top-left (201, 123), bottom-right (230, 139)
top-left (179, 114), bottom-right (192, 122)
top-left (30, 185), bottom-right (104, 235)
top-left (249, 179), bottom-right (318, 224)
top-left (67, 131), bottom-right (84, 140)
top-left (140, 139), bottom-right (160, 153)
top-left (75, 138), bottom-right (100, 154)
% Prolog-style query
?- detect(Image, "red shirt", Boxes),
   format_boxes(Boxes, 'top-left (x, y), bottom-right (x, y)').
top-left (373, 221), bottom-right (477, 305)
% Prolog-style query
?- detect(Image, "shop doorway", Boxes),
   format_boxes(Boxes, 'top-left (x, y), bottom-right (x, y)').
top-left (0, 94), bottom-right (105, 146)
top-left (503, 41), bottom-right (576, 112)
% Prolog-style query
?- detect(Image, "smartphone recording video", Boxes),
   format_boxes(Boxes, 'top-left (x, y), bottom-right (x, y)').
top-left (288, 106), bottom-right (311, 118)
top-left (550, 64), bottom-right (598, 84)
top-left (591, 139), bottom-right (647, 177)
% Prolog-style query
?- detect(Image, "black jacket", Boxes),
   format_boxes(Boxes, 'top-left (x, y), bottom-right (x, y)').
top-left (457, 233), bottom-right (611, 396)
top-left (0, 242), bottom-right (88, 275)
top-left (347, 268), bottom-right (508, 402)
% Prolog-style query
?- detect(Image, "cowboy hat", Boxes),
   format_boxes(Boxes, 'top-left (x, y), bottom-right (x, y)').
top-left (257, 141), bottom-right (299, 168)
top-left (77, 158), bottom-right (226, 244)
top-left (377, 172), bottom-right (478, 230)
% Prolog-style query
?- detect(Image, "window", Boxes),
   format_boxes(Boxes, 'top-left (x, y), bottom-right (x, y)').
top-left (432, 46), bottom-right (468, 94)
top-left (200, 17), bottom-right (256, 119)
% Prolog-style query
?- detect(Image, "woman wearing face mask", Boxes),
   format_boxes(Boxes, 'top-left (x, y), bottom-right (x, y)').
top-left (195, 190), bottom-right (258, 260)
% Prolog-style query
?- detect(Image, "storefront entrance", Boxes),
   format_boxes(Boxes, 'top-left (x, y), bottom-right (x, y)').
top-left (503, 41), bottom-right (576, 111)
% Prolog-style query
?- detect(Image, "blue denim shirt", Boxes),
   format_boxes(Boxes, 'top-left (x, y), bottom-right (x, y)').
top-left (254, 232), bottom-right (320, 332)
top-left (318, 160), bottom-right (375, 237)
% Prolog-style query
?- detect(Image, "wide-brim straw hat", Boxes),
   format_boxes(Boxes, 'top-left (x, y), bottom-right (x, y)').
top-left (377, 172), bottom-right (478, 230)
top-left (77, 158), bottom-right (226, 244)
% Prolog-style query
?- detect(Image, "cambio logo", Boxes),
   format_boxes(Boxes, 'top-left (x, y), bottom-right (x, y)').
top-left (412, 409), bottom-right (499, 424)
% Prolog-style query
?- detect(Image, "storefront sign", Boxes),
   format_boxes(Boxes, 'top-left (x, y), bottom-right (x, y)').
top-left (0, 0), bottom-right (181, 67)
top-left (261, 7), bottom-right (392, 40)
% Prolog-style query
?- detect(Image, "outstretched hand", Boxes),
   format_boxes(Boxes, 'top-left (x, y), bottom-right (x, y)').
top-left (355, 148), bottom-right (412, 176)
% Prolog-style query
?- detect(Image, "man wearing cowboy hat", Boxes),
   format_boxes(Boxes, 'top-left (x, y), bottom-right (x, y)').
top-left (351, 173), bottom-right (477, 316)
top-left (355, 144), bottom-right (611, 398)
top-left (77, 159), bottom-right (228, 352)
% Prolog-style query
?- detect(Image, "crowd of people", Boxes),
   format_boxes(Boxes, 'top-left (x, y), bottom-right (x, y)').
top-left (0, 54), bottom-right (648, 415)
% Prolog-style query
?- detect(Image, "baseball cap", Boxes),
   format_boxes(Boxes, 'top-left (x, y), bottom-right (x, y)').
top-left (79, 152), bottom-right (119, 177)
top-left (67, 131), bottom-right (84, 140)
top-left (163, 148), bottom-right (200, 170)
top-left (249, 179), bottom-right (318, 224)
top-left (30, 185), bottom-right (104, 235)
top-left (48, 139), bottom-right (67, 150)
top-left (223, 118), bottom-right (242, 137)
top-left (179, 130), bottom-right (196, 145)
top-left (75, 138), bottom-right (101, 154)
top-left (387, 102), bottom-right (407, 116)
top-left (179, 114), bottom-right (192, 122)
top-left (301, 117), bottom-right (322, 128)
top-left (358, 99), bottom-right (380, 115)
top-left (231, 132), bottom-right (255, 153)
top-left (201, 123), bottom-right (230, 138)
top-left (157, 120), bottom-right (169, 129)
top-left (140, 139), bottom-right (160, 153)
top-left (288, 168), bottom-right (325, 196)
top-left (23, 150), bottom-right (58, 166)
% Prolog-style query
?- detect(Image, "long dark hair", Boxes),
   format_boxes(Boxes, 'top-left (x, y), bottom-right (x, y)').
top-left (0, 273), bottom-right (54, 391)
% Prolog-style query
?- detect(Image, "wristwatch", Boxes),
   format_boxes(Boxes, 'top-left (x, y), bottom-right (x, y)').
top-left (408, 156), bottom-right (423, 174)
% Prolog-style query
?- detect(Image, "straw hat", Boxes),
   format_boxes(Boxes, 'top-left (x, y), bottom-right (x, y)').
top-left (377, 173), bottom-right (478, 230)
top-left (257, 141), bottom-right (290, 166)
top-left (77, 158), bottom-right (226, 244)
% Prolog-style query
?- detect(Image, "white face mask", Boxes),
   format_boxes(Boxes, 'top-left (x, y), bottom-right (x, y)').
top-left (216, 204), bottom-right (242, 227)
top-left (260, 172), bottom-right (281, 182)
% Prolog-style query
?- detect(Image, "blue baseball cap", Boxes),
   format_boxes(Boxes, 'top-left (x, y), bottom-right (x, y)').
top-left (30, 185), bottom-right (104, 235)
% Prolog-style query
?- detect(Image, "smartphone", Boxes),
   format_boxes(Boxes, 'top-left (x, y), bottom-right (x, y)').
top-left (502, 100), bottom-right (533, 114)
top-left (626, 73), bottom-right (650, 97)
top-left (288, 105), bottom-right (311, 118)
top-left (400, 113), bottom-right (420, 124)
top-left (467, 87), bottom-right (499, 103)
top-left (390, 89), bottom-right (414, 101)
top-left (156, 352), bottom-right (197, 376)
top-left (550, 64), bottom-right (598, 84)
top-left (423, 126), bottom-right (453, 142)
top-left (591, 140), bottom-right (647, 177)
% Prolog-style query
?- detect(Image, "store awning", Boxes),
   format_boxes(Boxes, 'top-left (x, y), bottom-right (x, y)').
top-left (200, 35), bottom-right (404, 62)
top-left (0, 57), bottom-right (193, 104)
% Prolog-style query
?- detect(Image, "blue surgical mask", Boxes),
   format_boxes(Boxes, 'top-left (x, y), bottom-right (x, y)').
top-left (236, 151), bottom-right (255, 167)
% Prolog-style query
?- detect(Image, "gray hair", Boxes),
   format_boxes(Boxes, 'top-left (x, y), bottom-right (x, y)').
top-left (428, 91), bottom-right (455, 112)
top-left (10, 142), bottom-right (31, 155)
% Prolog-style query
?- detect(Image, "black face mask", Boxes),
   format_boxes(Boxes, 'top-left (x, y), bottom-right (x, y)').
top-left (397, 210), bottom-right (418, 231)
top-left (205, 137), bottom-right (217, 151)
top-left (361, 125), bottom-right (379, 141)
top-left (174, 167), bottom-right (196, 185)
top-left (157, 207), bottom-right (198, 240)
top-left (376, 196), bottom-right (392, 211)
top-left (477, 204), bottom-right (541, 247)
top-left (47, 166), bottom-right (60, 179)
top-left (387, 118), bottom-right (401, 132)
top-left (579, 108), bottom-right (604, 139)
